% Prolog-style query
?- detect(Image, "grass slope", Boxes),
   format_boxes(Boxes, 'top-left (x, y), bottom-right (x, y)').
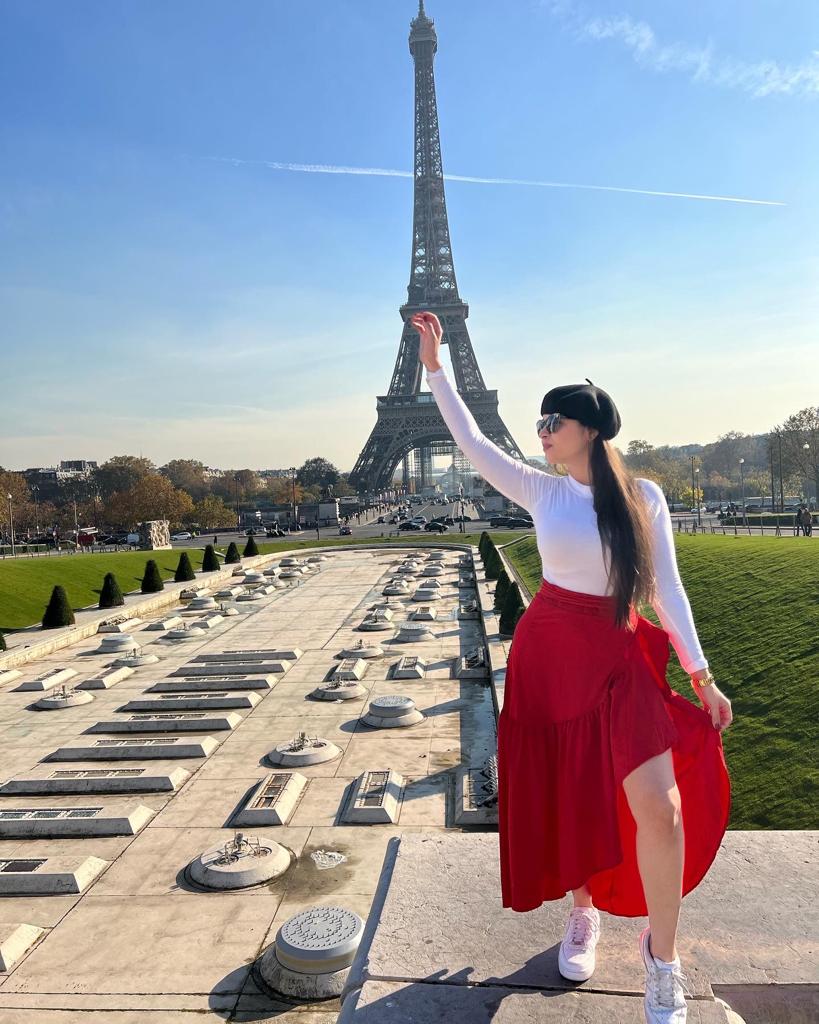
top-left (503, 534), bottom-right (819, 831)
top-left (0, 532), bottom-right (514, 632)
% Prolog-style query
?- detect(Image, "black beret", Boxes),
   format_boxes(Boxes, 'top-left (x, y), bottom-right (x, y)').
top-left (541, 378), bottom-right (621, 440)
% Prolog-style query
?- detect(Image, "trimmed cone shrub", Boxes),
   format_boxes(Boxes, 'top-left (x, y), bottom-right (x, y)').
top-left (483, 543), bottom-right (502, 581)
top-left (42, 585), bottom-right (75, 628)
top-left (201, 544), bottom-right (219, 572)
top-left (98, 572), bottom-right (124, 609)
top-left (493, 568), bottom-right (510, 612)
top-left (224, 541), bottom-right (241, 564)
top-left (499, 581), bottom-right (525, 636)
top-left (141, 559), bottom-right (164, 593)
top-left (0, 631), bottom-right (6, 652)
top-left (174, 551), bottom-right (196, 582)
top-left (243, 534), bottom-right (259, 557)
top-left (478, 531), bottom-right (491, 560)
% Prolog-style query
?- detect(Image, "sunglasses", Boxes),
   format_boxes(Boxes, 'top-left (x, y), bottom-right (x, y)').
top-left (536, 413), bottom-right (563, 436)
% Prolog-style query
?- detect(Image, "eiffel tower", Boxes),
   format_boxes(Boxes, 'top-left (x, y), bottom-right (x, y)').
top-left (349, 0), bottom-right (525, 493)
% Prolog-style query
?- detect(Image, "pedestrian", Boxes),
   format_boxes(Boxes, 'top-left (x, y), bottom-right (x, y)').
top-left (794, 508), bottom-right (803, 536)
top-left (800, 506), bottom-right (812, 536)
top-left (411, 310), bottom-right (733, 1023)
top-left (213, 535), bottom-right (218, 545)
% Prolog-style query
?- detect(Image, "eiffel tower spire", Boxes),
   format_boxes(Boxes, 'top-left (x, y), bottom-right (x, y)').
top-left (349, 3), bottom-right (525, 493)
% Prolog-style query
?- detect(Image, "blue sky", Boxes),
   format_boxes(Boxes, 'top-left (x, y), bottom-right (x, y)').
top-left (2, 0), bottom-right (817, 472)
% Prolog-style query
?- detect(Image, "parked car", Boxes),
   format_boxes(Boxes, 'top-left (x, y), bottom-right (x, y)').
top-left (454, 514), bottom-right (472, 522)
top-left (411, 515), bottom-right (427, 524)
top-left (489, 516), bottom-right (511, 528)
top-left (376, 516), bottom-right (385, 524)
top-left (171, 532), bottom-right (192, 541)
top-left (338, 525), bottom-right (352, 536)
top-left (506, 518), bottom-right (534, 529)
top-left (425, 521), bottom-right (448, 533)
top-left (441, 516), bottom-right (456, 525)
top-left (398, 521), bottom-right (424, 531)
top-left (266, 527), bottom-right (286, 537)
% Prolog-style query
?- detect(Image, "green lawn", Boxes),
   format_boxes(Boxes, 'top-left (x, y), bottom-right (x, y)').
top-left (502, 534), bottom-right (819, 830)
top-left (0, 532), bottom-right (514, 633)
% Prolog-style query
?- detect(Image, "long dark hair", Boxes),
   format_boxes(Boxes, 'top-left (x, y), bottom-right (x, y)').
top-left (588, 435), bottom-right (657, 630)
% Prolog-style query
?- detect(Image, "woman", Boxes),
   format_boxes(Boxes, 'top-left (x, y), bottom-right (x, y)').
top-left (410, 310), bottom-right (732, 1024)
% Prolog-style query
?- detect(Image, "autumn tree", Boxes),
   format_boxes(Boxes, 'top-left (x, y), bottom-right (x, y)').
top-left (93, 456), bottom-right (156, 499)
top-left (106, 475), bottom-right (194, 530)
top-left (297, 458), bottom-right (339, 489)
top-left (193, 494), bottom-right (235, 529)
top-left (160, 460), bottom-right (209, 501)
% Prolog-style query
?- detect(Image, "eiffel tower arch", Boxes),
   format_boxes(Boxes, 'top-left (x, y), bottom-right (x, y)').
top-left (349, 1), bottom-right (525, 494)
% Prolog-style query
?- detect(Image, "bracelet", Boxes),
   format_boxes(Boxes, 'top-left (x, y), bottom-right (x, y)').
top-left (691, 669), bottom-right (716, 688)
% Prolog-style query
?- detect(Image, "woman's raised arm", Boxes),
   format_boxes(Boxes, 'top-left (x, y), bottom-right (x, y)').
top-left (410, 311), bottom-right (547, 511)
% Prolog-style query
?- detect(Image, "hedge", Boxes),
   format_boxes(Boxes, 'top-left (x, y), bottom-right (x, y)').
top-left (42, 585), bottom-right (75, 629)
top-left (174, 551), bottom-right (196, 582)
top-left (201, 544), bottom-right (219, 572)
top-left (98, 572), bottom-right (124, 609)
top-left (141, 559), bottom-right (164, 593)
top-left (499, 581), bottom-right (525, 636)
top-left (494, 568), bottom-right (511, 612)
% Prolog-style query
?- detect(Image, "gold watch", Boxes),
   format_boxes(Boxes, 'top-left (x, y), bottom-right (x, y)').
top-left (691, 669), bottom-right (716, 689)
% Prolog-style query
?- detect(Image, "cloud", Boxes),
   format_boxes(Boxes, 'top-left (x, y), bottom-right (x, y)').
top-left (545, 2), bottom-right (819, 98)
top-left (206, 156), bottom-right (784, 206)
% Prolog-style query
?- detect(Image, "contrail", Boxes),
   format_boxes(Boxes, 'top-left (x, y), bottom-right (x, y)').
top-left (206, 156), bottom-right (785, 207)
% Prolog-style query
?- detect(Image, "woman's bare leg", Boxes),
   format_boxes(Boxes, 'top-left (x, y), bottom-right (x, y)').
top-left (623, 748), bottom-right (684, 962)
top-left (571, 882), bottom-right (594, 908)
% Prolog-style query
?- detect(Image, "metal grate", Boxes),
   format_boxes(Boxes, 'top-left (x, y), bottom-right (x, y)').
top-left (360, 771), bottom-right (390, 808)
top-left (0, 808), bottom-right (102, 820)
top-left (95, 738), bottom-right (179, 746)
top-left (50, 769), bottom-right (145, 778)
top-left (254, 775), bottom-right (289, 809)
top-left (0, 859), bottom-right (47, 872)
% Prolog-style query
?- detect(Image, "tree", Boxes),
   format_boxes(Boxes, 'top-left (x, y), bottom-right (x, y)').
top-left (243, 534), bottom-right (259, 557)
top-left (42, 585), bottom-right (75, 628)
top-left (483, 543), bottom-right (502, 581)
top-left (494, 569), bottom-right (510, 612)
top-left (201, 544), bottom-right (219, 572)
top-left (106, 475), bottom-right (194, 530)
top-left (93, 456), bottom-right (156, 499)
top-left (193, 495), bottom-right (234, 529)
top-left (160, 460), bottom-right (209, 501)
top-left (499, 582), bottom-right (525, 636)
top-left (264, 477), bottom-right (304, 506)
top-left (174, 551), bottom-right (196, 582)
top-left (297, 457), bottom-right (340, 489)
top-left (98, 572), bottom-right (124, 608)
top-left (0, 470), bottom-right (34, 535)
top-left (224, 541), bottom-right (241, 564)
top-left (141, 559), bottom-right (164, 593)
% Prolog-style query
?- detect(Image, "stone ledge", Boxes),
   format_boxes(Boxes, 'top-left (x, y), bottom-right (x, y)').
top-left (339, 978), bottom-right (731, 1022)
top-left (339, 830), bottom-right (818, 1024)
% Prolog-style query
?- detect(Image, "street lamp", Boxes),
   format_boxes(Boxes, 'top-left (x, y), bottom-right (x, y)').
top-left (803, 443), bottom-right (811, 507)
top-left (290, 467), bottom-right (297, 529)
top-left (233, 474), bottom-right (240, 533)
top-left (6, 493), bottom-right (14, 557)
top-left (32, 485), bottom-right (40, 537)
top-left (694, 467), bottom-right (701, 528)
top-left (739, 458), bottom-right (746, 528)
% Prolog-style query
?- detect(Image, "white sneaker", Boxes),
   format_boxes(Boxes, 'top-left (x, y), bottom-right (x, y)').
top-left (639, 926), bottom-right (694, 1023)
top-left (558, 906), bottom-right (601, 981)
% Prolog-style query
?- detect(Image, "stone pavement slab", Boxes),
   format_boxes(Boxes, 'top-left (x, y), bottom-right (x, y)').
top-left (339, 830), bottom-right (818, 1023)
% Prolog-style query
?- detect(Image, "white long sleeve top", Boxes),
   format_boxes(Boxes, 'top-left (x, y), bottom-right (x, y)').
top-left (426, 366), bottom-right (709, 674)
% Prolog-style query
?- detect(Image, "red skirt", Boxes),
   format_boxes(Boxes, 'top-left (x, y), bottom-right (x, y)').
top-left (497, 577), bottom-right (732, 917)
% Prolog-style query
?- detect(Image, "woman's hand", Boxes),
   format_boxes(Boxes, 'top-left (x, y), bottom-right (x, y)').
top-left (410, 310), bottom-right (444, 372)
top-left (691, 679), bottom-right (733, 734)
